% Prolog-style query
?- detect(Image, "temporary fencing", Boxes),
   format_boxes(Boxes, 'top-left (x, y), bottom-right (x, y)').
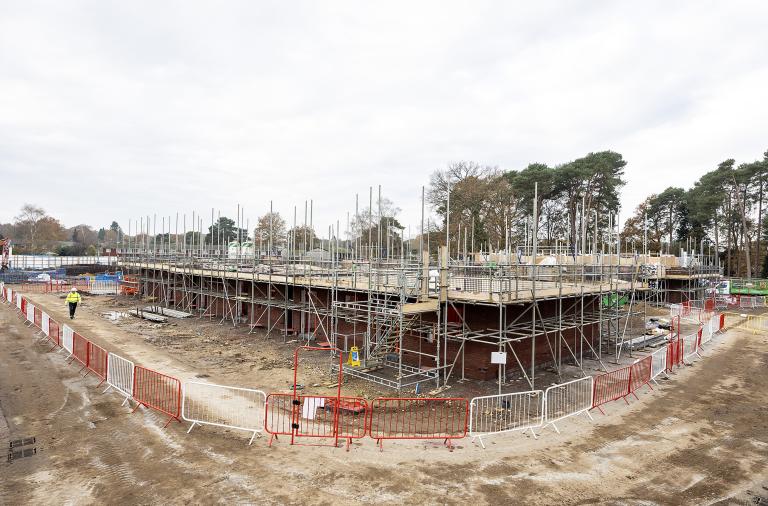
top-left (628, 356), bottom-right (653, 394)
top-left (543, 376), bottom-right (593, 433)
top-left (667, 336), bottom-right (683, 371)
top-left (132, 366), bottom-right (182, 427)
top-left (701, 319), bottom-right (714, 345)
top-left (33, 306), bottom-right (42, 329)
top-left (739, 296), bottom-right (761, 309)
top-left (25, 302), bottom-right (35, 325)
top-left (265, 393), bottom-right (369, 449)
top-left (743, 315), bottom-right (768, 334)
top-left (104, 353), bottom-right (134, 405)
top-left (62, 324), bottom-right (74, 354)
top-left (47, 317), bottom-right (60, 348)
top-left (87, 280), bottom-right (119, 295)
top-left (264, 393), bottom-right (298, 443)
top-left (368, 397), bottom-right (468, 450)
top-left (681, 333), bottom-right (700, 361)
top-left (11, 279), bottom-right (91, 294)
top-left (70, 332), bottom-right (89, 369)
top-left (182, 382), bottom-right (267, 445)
top-left (86, 341), bottom-right (108, 384)
top-left (0, 287), bottom-right (747, 453)
top-left (41, 312), bottom-right (50, 336)
top-left (469, 390), bottom-right (544, 446)
top-left (650, 345), bottom-right (668, 382)
top-left (592, 366), bottom-right (631, 412)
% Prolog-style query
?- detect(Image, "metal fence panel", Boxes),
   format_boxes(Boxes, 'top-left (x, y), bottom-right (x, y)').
top-left (369, 397), bottom-right (468, 446)
top-left (592, 366), bottom-right (631, 410)
top-left (132, 366), bottom-right (182, 427)
top-left (71, 332), bottom-right (89, 367)
top-left (629, 356), bottom-right (653, 394)
top-left (86, 341), bottom-right (108, 382)
top-left (650, 346), bottom-right (668, 380)
top-left (682, 333), bottom-right (699, 361)
top-left (41, 312), bottom-right (50, 336)
top-left (62, 324), bottom-right (74, 354)
top-left (469, 390), bottom-right (543, 446)
top-left (105, 353), bottom-right (134, 404)
top-left (543, 376), bottom-right (593, 432)
top-left (182, 382), bottom-right (267, 445)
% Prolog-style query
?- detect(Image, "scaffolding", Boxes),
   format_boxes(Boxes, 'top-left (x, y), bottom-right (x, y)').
top-left (116, 187), bottom-right (720, 391)
top-left (119, 240), bottom-right (663, 391)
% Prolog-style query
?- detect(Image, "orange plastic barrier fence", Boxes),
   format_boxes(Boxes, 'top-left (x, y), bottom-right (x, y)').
top-left (132, 366), bottom-right (182, 428)
top-left (628, 356), bottom-right (653, 395)
top-left (265, 393), bottom-right (369, 449)
top-left (86, 341), bottom-right (109, 384)
top-left (591, 366), bottom-right (631, 412)
top-left (368, 397), bottom-right (469, 450)
top-left (70, 332), bottom-right (89, 369)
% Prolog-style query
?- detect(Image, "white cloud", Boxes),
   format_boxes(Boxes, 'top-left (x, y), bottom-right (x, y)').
top-left (1, 1), bottom-right (767, 237)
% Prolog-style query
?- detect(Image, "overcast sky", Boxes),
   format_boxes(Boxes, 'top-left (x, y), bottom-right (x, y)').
top-left (1, 1), bottom-right (767, 238)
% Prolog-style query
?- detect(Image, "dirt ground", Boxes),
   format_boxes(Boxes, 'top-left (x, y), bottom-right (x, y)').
top-left (1, 293), bottom-right (767, 505)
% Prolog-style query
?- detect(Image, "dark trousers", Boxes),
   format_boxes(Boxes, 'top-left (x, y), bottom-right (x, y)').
top-left (68, 302), bottom-right (77, 318)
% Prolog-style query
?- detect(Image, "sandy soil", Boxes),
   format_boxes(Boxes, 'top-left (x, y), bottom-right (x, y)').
top-left (1, 293), bottom-right (767, 505)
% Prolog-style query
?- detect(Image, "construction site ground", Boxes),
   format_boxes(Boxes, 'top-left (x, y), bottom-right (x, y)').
top-left (1, 292), bottom-right (767, 504)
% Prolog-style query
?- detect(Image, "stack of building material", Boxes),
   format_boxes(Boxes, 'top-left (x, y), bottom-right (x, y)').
top-left (143, 306), bottom-right (192, 318)
top-left (127, 308), bottom-right (167, 323)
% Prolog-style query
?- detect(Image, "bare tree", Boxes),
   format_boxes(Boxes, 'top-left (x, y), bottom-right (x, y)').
top-left (13, 204), bottom-right (46, 252)
top-left (254, 212), bottom-right (286, 250)
top-left (427, 161), bottom-right (495, 211)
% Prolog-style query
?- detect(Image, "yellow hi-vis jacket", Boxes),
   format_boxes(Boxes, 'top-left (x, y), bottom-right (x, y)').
top-left (66, 292), bottom-right (82, 304)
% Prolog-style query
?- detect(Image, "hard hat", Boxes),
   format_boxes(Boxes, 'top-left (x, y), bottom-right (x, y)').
top-left (71, 287), bottom-right (78, 292)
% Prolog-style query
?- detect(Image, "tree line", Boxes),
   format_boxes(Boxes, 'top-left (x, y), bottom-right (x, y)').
top-left (622, 150), bottom-right (768, 277)
top-left (426, 151), bottom-right (627, 256)
top-left (6, 148), bottom-right (767, 276)
top-left (0, 204), bottom-right (122, 256)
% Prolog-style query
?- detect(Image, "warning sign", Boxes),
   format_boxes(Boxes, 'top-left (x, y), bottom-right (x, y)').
top-left (347, 346), bottom-right (361, 367)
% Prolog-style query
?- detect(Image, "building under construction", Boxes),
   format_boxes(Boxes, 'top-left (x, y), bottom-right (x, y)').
top-left (118, 225), bottom-right (720, 391)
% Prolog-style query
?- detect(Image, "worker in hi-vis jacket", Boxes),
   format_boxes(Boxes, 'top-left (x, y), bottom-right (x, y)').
top-left (66, 287), bottom-right (82, 319)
